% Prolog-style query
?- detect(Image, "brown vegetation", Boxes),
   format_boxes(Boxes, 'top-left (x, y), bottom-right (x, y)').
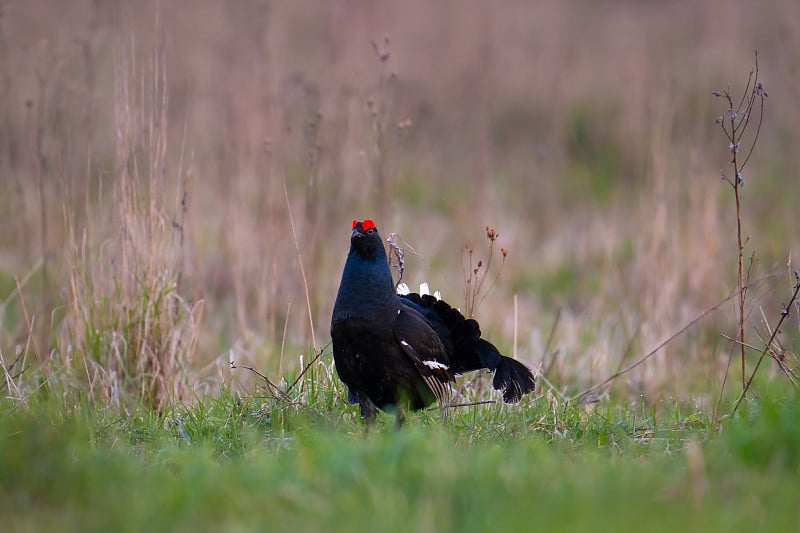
top-left (1, 0), bottom-right (799, 407)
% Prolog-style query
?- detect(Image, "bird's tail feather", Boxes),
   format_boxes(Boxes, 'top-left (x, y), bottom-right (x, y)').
top-left (492, 356), bottom-right (536, 403)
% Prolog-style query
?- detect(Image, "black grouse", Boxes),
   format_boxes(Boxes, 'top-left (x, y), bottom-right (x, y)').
top-left (331, 218), bottom-right (535, 424)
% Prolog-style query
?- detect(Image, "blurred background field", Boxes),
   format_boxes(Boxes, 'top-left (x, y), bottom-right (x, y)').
top-left (1, 0), bottom-right (799, 407)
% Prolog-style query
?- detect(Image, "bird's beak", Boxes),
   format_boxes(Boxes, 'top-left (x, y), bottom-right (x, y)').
top-left (351, 228), bottom-right (364, 239)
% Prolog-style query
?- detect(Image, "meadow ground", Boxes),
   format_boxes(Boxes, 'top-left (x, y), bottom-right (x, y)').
top-left (1, 0), bottom-right (800, 530)
top-left (2, 382), bottom-right (800, 532)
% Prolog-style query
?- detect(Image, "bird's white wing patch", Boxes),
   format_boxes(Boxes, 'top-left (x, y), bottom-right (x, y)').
top-left (419, 282), bottom-right (430, 296)
top-left (399, 340), bottom-right (449, 371)
top-left (422, 360), bottom-right (449, 370)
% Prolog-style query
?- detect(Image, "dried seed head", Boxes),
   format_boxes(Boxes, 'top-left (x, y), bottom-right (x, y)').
top-left (386, 232), bottom-right (405, 282)
top-left (372, 36), bottom-right (391, 63)
top-left (501, 247), bottom-right (507, 258)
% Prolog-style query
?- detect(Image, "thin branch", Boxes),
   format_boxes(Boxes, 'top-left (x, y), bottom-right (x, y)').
top-left (753, 320), bottom-right (799, 388)
top-left (756, 305), bottom-right (799, 383)
top-left (286, 341), bottom-right (330, 394)
top-left (734, 65), bottom-right (755, 117)
top-left (230, 361), bottom-right (294, 403)
top-left (739, 91), bottom-right (766, 171)
top-left (442, 399), bottom-right (496, 411)
top-left (720, 122), bottom-right (733, 143)
top-left (732, 276), bottom-right (800, 415)
top-left (719, 333), bottom-right (761, 352)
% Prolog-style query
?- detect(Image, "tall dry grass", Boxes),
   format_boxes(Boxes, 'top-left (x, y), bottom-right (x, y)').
top-left (1, 0), bottom-right (799, 407)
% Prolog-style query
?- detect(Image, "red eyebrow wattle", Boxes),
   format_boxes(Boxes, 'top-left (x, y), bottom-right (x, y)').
top-left (362, 219), bottom-right (376, 231)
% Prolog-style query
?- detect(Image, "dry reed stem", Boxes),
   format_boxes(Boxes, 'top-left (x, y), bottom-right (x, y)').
top-left (282, 177), bottom-right (317, 351)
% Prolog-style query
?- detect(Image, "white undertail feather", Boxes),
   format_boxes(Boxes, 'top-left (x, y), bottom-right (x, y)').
top-left (395, 281), bottom-right (441, 300)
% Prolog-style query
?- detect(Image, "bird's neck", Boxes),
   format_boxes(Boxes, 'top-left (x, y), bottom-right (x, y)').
top-left (333, 250), bottom-right (399, 319)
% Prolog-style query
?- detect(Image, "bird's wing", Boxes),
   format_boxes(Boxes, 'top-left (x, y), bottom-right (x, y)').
top-left (393, 305), bottom-right (453, 407)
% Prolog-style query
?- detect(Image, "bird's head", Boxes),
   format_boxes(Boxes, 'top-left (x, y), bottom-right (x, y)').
top-left (350, 218), bottom-right (383, 259)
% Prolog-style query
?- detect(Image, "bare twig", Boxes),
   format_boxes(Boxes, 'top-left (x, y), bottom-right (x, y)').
top-left (732, 273), bottom-right (800, 415)
top-left (386, 231), bottom-right (419, 288)
top-left (286, 341), bottom-right (330, 394)
top-left (442, 399), bottom-right (496, 411)
top-left (713, 51), bottom-right (767, 392)
top-left (719, 333), bottom-right (762, 353)
top-left (753, 319), bottom-right (799, 387)
top-left (230, 359), bottom-right (294, 403)
top-left (462, 227), bottom-right (507, 318)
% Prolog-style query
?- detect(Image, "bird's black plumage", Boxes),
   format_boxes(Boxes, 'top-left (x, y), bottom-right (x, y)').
top-left (331, 219), bottom-right (535, 423)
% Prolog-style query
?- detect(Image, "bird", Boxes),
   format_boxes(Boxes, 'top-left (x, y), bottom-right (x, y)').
top-left (331, 218), bottom-right (536, 425)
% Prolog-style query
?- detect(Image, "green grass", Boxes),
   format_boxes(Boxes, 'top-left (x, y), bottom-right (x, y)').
top-left (2, 382), bottom-right (799, 532)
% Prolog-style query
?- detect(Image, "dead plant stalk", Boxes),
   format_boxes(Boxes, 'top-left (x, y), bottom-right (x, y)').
top-left (713, 52), bottom-right (767, 391)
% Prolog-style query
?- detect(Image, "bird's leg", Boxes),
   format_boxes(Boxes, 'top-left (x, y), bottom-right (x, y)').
top-left (357, 394), bottom-right (378, 426)
top-left (394, 409), bottom-right (406, 430)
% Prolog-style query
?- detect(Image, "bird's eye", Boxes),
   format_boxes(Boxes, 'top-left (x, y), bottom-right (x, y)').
top-left (367, 228), bottom-right (376, 234)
